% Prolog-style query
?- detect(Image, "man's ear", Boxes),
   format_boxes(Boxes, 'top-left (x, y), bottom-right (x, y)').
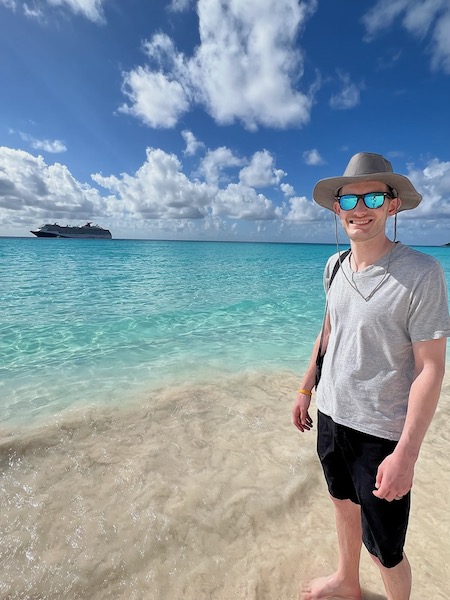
top-left (333, 201), bottom-right (341, 215)
top-left (388, 197), bottom-right (402, 215)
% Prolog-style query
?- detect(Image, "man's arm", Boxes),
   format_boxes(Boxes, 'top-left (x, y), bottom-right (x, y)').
top-left (291, 313), bottom-right (331, 433)
top-left (373, 337), bottom-right (447, 501)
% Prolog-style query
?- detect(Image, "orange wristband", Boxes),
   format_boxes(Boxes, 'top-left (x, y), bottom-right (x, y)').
top-left (297, 389), bottom-right (312, 396)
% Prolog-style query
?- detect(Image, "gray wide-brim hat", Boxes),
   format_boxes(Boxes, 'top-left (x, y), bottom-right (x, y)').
top-left (313, 152), bottom-right (422, 212)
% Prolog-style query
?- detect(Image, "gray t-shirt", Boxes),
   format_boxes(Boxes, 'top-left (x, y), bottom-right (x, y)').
top-left (316, 242), bottom-right (450, 441)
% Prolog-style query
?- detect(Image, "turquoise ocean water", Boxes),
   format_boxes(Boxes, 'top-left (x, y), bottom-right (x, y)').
top-left (2, 237), bottom-right (450, 426)
top-left (2, 237), bottom-right (450, 600)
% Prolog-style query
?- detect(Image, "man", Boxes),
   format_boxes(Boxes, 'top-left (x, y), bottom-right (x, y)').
top-left (291, 152), bottom-right (450, 600)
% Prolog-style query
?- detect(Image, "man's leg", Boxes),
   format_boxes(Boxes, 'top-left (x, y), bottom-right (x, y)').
top-left (301, 497), bottom-right (363, 600)
top-left (370, 553), bottom-right (411, 600)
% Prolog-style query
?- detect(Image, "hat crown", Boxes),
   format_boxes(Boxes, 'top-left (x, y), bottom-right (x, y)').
top-left (343, 152), bottom-right (393, 177)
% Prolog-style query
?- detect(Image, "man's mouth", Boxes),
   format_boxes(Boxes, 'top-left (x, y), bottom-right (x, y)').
top-left (349, 219), bottom-right (371, 225)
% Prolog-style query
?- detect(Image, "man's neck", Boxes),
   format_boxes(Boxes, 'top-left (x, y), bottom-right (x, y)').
top-left (349, 237), bottom-right (395, 271)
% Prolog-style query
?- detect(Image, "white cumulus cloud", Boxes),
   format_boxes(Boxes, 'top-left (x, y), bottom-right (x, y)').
top-left (93, 148), bottom-right (212, 220)
top-left (119, 68), bottom-right (190, 129)
top-left (198, 147), bottom-right (245, 186)
top-left (120, 0), bottom-right (317, 130)
top-left (182, 130), bottom-right (205, 156)
top-left (239, 150), bottom-right (286, 188)
top-left (0, 147), bottom-right (107, 222)
top-left (281, 183), bottom-right (295, 197)
top-left (188, 0), bottom-right (316, 130)
top-left (213, 184), bottom-right (277, 220)
top-left (285, 195), bottom-right (325, 221)
top-left (303, 149), bottom-right (324, 166)
top-left (405, 158), bottom-right (450, 218)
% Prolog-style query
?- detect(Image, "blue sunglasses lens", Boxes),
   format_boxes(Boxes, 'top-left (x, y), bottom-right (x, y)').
top-left (338, 193), bottom-right (387, 210)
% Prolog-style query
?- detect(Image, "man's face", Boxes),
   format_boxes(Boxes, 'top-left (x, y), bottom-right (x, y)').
top-left (333, 180), bottom-right (401, 243)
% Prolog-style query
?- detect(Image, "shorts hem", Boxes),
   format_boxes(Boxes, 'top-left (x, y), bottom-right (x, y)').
top-left (328, 490), bottom-right (360, 505)
top-left (365, 544), bottom-right (404, 569)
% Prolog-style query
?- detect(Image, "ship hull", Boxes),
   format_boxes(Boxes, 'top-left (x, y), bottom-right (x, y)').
top-left (31, 231), bottom-right (59, 238)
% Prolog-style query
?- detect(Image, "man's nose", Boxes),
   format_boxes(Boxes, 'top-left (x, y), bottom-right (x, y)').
top-left (352, 197), bottom-right (368, 211)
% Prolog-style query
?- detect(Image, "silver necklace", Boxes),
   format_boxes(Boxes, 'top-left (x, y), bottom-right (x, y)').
top-left (340, 245), bottom-right (394, 302)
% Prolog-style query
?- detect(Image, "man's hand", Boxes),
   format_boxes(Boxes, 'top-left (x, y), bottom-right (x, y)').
top-left (372, 448), bottom-right (415, 502)
top-left (292, 392), bottom-right (313, 433)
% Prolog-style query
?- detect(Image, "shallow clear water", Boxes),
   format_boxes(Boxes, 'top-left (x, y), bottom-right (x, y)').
top-left (3, 238), bottom-right (450, 425)
top-left (2, 238), bottom-right (344, 424)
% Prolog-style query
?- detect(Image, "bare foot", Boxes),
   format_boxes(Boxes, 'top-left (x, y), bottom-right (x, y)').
top-left (300, 574), bottom-right (362, 600)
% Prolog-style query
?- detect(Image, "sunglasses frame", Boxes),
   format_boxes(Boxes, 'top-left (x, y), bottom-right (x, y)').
top-left (335, 191), bottom-right (394, 211)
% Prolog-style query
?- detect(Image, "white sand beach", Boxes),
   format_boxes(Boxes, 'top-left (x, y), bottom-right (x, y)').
top-left (0, 369), bottom-right (449, 599)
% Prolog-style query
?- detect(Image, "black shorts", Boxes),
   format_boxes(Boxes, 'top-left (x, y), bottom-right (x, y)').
top-left (317, 411), bottom-right (410, 568)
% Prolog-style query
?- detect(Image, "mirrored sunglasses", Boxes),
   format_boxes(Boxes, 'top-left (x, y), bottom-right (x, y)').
top-left (335, 192), bottom-right (393, 211)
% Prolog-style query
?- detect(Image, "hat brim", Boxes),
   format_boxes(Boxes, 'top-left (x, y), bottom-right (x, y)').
top-left (313, 172), bottom-right (422, 212)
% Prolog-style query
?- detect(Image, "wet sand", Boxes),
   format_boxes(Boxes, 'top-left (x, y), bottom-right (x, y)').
top-left (0, 370), bottom-right (449, 599)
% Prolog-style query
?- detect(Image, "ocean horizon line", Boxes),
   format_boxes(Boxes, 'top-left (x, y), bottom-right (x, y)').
top-left (2, 235), bottom-right (449, 248)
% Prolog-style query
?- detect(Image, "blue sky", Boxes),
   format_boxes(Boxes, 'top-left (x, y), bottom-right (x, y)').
top-left (1, 0), bottom-right (450, 244)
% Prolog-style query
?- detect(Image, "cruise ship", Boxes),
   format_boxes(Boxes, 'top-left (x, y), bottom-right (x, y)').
top-left (30, 222), bottom-right (112, 239)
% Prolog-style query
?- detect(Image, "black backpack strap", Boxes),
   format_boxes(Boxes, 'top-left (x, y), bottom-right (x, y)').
top-left (315, 248), bottom-right (351, 387)
top-left (328, 248), bottom-right (351, 290)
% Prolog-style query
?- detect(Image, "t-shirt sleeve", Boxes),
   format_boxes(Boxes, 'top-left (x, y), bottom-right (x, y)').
top-left (408, 262), bottom-right (450, 342)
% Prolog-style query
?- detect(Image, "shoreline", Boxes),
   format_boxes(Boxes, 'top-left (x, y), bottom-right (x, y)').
top-left (3, 359), bottom-right (450, 431)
